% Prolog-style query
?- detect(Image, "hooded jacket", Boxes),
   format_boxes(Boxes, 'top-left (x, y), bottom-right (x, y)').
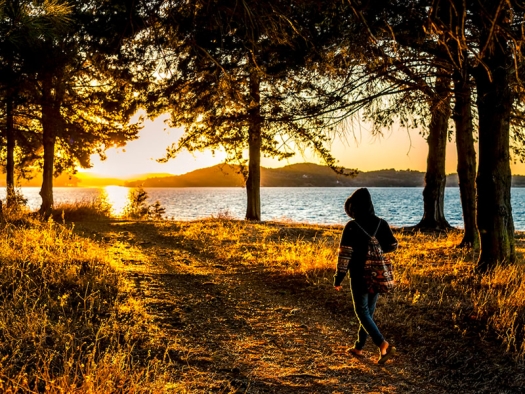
top-left (334, 188), bottom-right (398, 290)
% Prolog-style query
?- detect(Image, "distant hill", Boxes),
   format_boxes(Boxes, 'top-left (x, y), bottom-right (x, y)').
top-left (5, 163), bottom-right (525, 188)
top-left (0, 172), bottom-right (174, 188)
top-left (124, 163), bottom-right (430, 187)
top-left (75, 172), bottom-right (173, 187)
top-left (512, 175), bottom-right (525, 187)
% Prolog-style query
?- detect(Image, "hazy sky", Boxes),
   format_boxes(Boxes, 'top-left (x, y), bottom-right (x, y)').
top-left (82, 111), bottom-right (525, 177)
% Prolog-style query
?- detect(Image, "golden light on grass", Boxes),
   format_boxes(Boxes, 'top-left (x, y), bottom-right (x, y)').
top-left (1, 204), bottom-right (525, 392)
top-left (0, 209), bottom-right (170, 392)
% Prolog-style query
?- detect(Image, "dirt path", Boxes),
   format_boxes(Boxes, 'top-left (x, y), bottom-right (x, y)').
top-left (74, 220), bottom-right (523, 394)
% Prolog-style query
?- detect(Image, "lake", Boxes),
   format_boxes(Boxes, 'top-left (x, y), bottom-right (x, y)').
top-left (5, 186), bottom-right (525, 230)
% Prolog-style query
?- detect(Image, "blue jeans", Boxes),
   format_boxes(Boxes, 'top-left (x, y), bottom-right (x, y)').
top-left (351, 285), bottom-right (384, 350)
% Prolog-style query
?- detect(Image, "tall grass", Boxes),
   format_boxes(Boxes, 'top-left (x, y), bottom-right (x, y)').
top-left (52, 198), bottom-right (113, 222)
top-left (385, 230), bottom-right (525, 360)
top-left (0, 207), bottom-right (170, 392)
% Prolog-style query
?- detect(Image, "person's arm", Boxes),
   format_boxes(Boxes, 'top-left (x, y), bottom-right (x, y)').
top-left (378, 219), bottom-right (398, 253)
top-left (334, 224), bottom-right (353, 288)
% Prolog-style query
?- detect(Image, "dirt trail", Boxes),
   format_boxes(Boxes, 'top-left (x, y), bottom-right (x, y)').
top-left (75, 220), bottom-right (522, 394)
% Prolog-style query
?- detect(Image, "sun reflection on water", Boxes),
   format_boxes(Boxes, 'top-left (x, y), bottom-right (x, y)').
top-left (102, 186), bottom-right (131, 217)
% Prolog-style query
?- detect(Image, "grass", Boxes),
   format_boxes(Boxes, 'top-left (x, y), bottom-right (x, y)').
top-left (52, 198), bottom-right (113, 222)
top-left (0, 202), bottom-right (524, 392)
top-left (392, 230), bottom-right (525, 360)
top-left (152, 218), bottom-right (525, 360)
top-left (0, 207), bottom-right (170, 392)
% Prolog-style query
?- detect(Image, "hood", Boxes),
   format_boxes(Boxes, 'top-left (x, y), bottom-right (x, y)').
top-left (344, 188), bottom-right (375, 219)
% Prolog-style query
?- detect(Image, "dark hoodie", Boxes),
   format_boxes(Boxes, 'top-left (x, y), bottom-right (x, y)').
top-left (334, 188), bottom-right (398, 290)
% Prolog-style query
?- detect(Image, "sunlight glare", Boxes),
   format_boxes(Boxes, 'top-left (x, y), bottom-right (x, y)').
top-left (103, 186), bottom-right (131, 217)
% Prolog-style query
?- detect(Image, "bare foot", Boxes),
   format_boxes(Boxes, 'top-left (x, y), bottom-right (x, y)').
top-left (379, 341), bottom-right (389, 356)
top-left (348, 347), bottom-right (364, 357)
top-left (378, 341), bottom-right (396, 364)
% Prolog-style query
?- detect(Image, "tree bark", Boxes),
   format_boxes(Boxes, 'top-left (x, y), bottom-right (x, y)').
top-left (5, 95), bottom-right (15, 207)
top-left (474, 51), bottom-right (515, 271)
top-left (416, 75), bottom-right (452, 230)
top-left (39, 76), bottom-right (59, 219)
top-left (245, 70), bottom-right (262, 221)
top-left (453, 69), bottom-right (478, 248)
top-left (5, 51), bottom-right (16, 207)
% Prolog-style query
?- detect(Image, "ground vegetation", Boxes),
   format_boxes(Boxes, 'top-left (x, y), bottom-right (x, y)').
top-left (0, 203), bottom-right (524, 392)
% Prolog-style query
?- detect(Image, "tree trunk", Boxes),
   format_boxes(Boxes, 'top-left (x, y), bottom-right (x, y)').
top-left (474, 52), bottom-right (515, 271)
top-left (5, 95), bottom-right (15, 207)
top-left (453, 69), bottom-right (478, 248)
top-left (416, 75), bottom-right (452, 230)
top-left (245, 70), bottom-right (262, 221)
top-left (40, 112), bottom-right (57, 219)
top-left (39, 78), bottom-right (59, 219)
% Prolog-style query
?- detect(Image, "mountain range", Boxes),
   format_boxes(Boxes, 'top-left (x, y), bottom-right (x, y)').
top-left (5, 163), bottom-right (525, 187)
top-left (123, 163), bottom-right (437, 188)
top-left (123, 163), bottom-right (525, 187)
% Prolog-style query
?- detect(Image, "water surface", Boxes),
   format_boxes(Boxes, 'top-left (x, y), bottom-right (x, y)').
top-left (5, 186), bottom-right (525, 230)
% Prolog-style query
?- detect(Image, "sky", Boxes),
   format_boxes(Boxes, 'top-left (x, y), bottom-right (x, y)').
top-left (80, 111), bottom-right (525, 178)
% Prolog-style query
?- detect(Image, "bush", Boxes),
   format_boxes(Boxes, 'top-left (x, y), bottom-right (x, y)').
top-left (123, 188), bottom-right (165, 220)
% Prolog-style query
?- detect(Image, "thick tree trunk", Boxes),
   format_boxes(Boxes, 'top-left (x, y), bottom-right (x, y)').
top-left (453, 70), bottom-right (478, 248)
top-left (5, 96), bottom-right (15, 207)
top-left (474, 54), bottom-right (515, 271)
top-left (245, 70), bottom-right (261, 221)
top-left (40, 109), bottom-right (57, 219)
top-left (416, 75), bottom-right (452, 230)
top-left (39, 78), bottom-right (59, 219)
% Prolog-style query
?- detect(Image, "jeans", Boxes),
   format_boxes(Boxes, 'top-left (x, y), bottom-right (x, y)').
top-left (351, 284), bottom-right (384, 350)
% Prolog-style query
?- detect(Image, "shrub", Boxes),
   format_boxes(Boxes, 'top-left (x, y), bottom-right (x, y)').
top-left (123, 188), bottom-right (165, 220)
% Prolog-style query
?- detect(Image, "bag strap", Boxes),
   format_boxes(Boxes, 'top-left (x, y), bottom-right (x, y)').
top-left (354, 219), bottom-right (382, 238)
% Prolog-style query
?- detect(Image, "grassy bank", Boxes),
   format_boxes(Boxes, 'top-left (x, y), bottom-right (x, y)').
top-left (0, 205), bottom-right (524, 392)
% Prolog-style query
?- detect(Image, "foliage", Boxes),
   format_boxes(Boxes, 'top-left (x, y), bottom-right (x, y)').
top-left (0, 0), bottom-right (73, 202)
top-left (1, 187), bottom-right (27, 207)
top-left (0, 0), bottom-right (150, 216)
top-left (149, 200), bottom-right (166, 220)
top-left (148, 0), bottom-right (354, 174)
top-left (27, 0), bottom-right (145, 172)
top-left (123, 187), bottom-right (165, 220)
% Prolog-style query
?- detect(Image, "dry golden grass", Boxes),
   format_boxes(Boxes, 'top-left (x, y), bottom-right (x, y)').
top-left (52, 198), bottom-right (113, 222)
top-left (392, 230), bottom-right (525, 361)
top-left (2, 205), bottom-right (525, 393)
top-left (170, 219), bottom-right (525, 358)
top-left (0, 208), bottom-right (170, 393)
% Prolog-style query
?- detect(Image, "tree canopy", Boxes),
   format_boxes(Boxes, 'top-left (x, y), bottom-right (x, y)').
top-left (1, 0), bottom-right (525, 268)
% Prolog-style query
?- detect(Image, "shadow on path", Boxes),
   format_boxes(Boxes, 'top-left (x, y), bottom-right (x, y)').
top-left (73, 219), bottom-right (524, 394)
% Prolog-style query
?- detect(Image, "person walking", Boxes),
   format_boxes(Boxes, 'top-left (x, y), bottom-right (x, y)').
top-left (334, 188), bottom-right (398, 364)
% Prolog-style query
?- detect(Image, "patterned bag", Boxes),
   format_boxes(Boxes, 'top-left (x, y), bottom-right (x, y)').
top-left (354, 220), bottom-right (395, 294)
